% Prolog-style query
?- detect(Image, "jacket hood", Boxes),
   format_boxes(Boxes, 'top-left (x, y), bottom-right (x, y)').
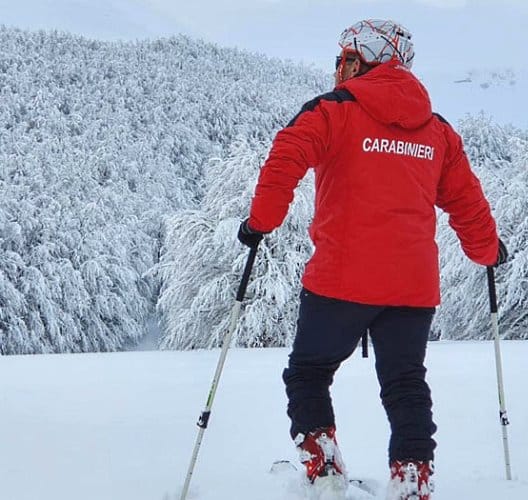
top-left (337, 60), bottom-right (432, 129)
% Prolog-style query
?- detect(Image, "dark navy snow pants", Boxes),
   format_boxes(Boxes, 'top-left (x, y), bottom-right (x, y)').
top-left (283, 288), bottom-right (437, 462)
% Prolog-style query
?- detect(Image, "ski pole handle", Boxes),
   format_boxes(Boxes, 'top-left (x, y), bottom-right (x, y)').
top-left (487, 266), bottom-right (498, 313)
top-left (236, 246), bottom-right (258, 302)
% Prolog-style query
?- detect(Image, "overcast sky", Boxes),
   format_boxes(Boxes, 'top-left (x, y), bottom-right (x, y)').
top-left (146, 0), bottom-right (528, 75)
top-left (0, 0), bottom-right (526, 75)
top-left (0, 0), bottom-right (526, 125)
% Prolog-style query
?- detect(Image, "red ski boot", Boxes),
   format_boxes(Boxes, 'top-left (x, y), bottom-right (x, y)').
top-left (387, 460), bottom-right (434, 500)
top-left (295, 426), bottom-right (347, 497)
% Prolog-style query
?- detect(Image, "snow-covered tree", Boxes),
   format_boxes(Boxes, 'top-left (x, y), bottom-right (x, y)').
top-left (434, 114), bottom-right (528, 339)
top-left (0, 26), bottom-right (329, 353)
top-left (157, 137), bottom-right (314, 349)
top-left (159, 113), bottom-right (528, 349)
top-left (2, 25), bottom-right (525, 352)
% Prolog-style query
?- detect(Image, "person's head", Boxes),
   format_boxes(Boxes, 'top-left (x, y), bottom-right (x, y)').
top-left (334, 19), bottom-right (414, 85)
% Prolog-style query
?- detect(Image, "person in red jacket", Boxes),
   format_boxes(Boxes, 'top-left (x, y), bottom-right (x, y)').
top-left (238, 19), bottom-right (507, 500)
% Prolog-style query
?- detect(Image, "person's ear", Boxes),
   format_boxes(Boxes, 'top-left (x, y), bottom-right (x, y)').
top-left (350, 58), bottom-right (361, 77)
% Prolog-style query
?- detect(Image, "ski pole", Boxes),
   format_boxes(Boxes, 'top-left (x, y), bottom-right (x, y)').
top-left (180, 246), bottom-right (259, 500)
top-left (486, 265), bottom-right (512, 480)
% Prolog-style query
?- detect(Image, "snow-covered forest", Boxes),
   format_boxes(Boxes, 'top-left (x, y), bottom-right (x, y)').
top-left (160, 116), bottom-right (528, 349)
top-left (0, 26), bottom-right (526, 354)
top-left (0, 26), bottom-right (328, 354)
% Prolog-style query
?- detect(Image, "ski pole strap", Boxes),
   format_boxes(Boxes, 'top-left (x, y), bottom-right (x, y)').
top-left (236, 246), bottom-right (258, 302)
top-left (362, 331), bottom-right (368, 358)
top-left (487, 266), bottom-right (498, 313)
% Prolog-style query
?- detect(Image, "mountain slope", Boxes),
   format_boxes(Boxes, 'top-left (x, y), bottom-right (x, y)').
top-left (159, 115), bottom-right (528, 349)
top-left (0, 26), bottom-right (329, 354)
top-left (0, 342), bottom-right (527, 499)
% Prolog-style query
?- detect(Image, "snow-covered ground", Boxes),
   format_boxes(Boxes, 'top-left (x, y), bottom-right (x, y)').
top-left (1, 341), bottom-right (527, 500)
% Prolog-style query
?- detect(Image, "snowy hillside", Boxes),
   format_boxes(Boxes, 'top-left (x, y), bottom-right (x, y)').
top-left (2, 1), bottom-right (526, 131)
top-left (0, 25), bottom-right (526, 354)
top-left (1, 342), bottom-right (527, 499)
top-left (160, 117), bottom-right (528, 349)
top-left (0, 26), bottom-right (328, 354)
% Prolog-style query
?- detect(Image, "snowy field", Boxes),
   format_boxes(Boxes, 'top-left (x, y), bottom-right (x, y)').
top-left (1, 341), bottom-right (527, 500)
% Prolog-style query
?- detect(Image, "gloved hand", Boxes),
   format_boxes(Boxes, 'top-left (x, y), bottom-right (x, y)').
top-left (496, 238), bottom-right (508, 266)
top-left (237, 218), bottom-right (266, 248)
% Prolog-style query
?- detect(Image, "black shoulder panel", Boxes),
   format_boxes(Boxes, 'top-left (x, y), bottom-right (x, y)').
top-left (287, 89), bottom-right (356, 127)
top-left (433, 112), bottom-right (450, 125)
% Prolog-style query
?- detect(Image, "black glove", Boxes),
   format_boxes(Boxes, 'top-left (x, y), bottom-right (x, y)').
top-left (237, 218), bottom-right (265, 248)
top-left (496, 238), bottom-right (508, 266)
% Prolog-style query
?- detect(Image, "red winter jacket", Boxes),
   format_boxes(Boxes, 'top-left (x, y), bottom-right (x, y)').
top-left (248, 60), bottom-right (498, 306)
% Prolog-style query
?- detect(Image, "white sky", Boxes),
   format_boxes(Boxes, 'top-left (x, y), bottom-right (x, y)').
top-left (152, 0), bottom-right (528, 75)
top-left (0, 0), bottom-right (526, 125)
top-left (0, 0), bottom-right (526, 74)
